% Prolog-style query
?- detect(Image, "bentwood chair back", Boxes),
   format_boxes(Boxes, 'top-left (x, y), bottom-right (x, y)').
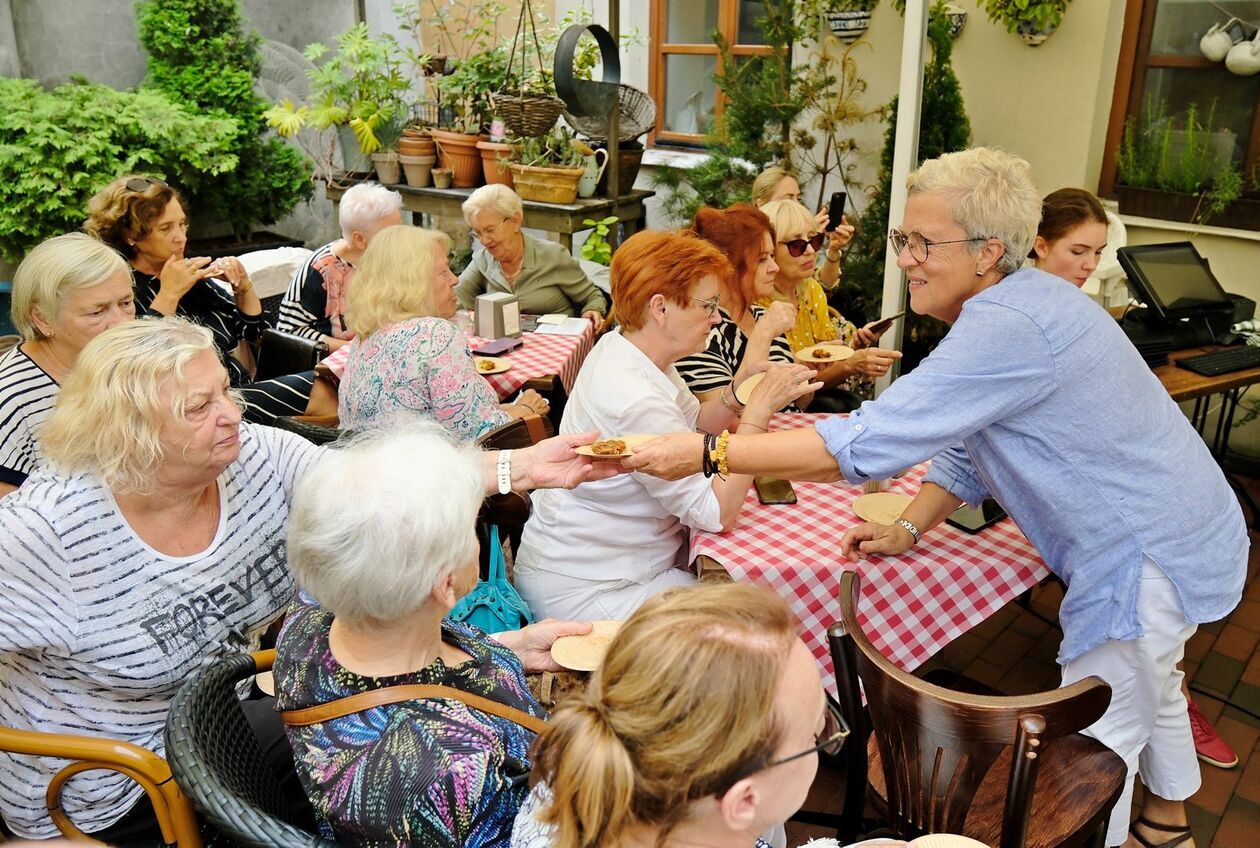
top-left (0, 724), bottom-right (202, 846)
top-left (832, 571), bottom-right (1127, 848)
top-left (164, 650), bottom-right (332, 848)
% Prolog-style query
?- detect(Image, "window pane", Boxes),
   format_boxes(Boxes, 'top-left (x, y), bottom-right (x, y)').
top-left (737, 0), bottom-right (768, 45)
top-left (663, 54), bottom-right (717, 135)
top-left (1150, 0), bottom-right (1260, 57)
top-left (1139, 66), bottom-right (1259, 167)
top-left (666, 0), bottom-right (718, 44)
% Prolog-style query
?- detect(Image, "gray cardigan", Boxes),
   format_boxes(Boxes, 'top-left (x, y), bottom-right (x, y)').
top-left (456, 234), bottom-right (606, 316)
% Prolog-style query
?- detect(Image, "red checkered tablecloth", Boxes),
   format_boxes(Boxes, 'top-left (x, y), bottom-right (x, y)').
top-left (317, 321), bottom-right (596, 400)
top-left (689, 412), bottom-right (1049, 694)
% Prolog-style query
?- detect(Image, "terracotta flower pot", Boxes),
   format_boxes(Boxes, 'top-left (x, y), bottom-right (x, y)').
top-left (508, 164), bottom-right (584, 204)
top-left (432, 168), bottom-right (454, 190)
top-left (476, 140), bottom-right (516, 188)
top-left (371, 151), bottom-right (401, 185)
top-left (399, 135), bottom-right (436, 158)
top-left (430, 129), bottom-right (485, 188)
top-left (399, 154), bottom-right (436, 188)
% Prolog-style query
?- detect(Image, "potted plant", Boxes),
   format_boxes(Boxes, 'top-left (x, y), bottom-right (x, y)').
top-left (825, 0), bottom-right (881, 42)
top-left (1115, 98), bottom-right (1259, 230)
top-left (978, 0), bottom-right (1072, 46)
top-left (263, 23), bottom-right (411, 175)
top-left (579, 215), bottom-right (618, 265)
top-left (432, 167), bottom-right (454, 189)
top-left (476, 135), bottom-right (516, 188)
top-left (370, 116), bottom-right (406, 185)
top-left (508, 124), bottom-right (586, 204)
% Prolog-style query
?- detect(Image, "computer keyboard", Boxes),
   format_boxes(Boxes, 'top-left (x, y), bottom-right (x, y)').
top-left (1176, 345), bottom-right (1260, 377)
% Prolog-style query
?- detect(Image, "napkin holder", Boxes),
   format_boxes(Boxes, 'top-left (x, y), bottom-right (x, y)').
top-left (475, 292), bottom-right (522, 339)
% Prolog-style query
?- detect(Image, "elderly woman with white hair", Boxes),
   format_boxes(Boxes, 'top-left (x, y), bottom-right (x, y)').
top-left (274, 425), bottom-right (591, 845)
top-left (278, 182), bottom-right (403, 351)
top-left (628, 147), bottom-right (1246, 848)
top-left (456, 184), bottom-right (606, 320)
top-left (0, 232), bottom-right (134, 498)
top-left (339, 224), bottom-right (550, 439)
top-left (0, 316), bottom-right (619, 842)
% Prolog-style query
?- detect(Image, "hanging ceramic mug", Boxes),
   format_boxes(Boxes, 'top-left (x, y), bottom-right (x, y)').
top-left (577, 150), bottom-right (609, 198)
top-left (1226, 30), bottom-right (1260, 75)
top-left (1201, 17), bottom-right (1243, 62)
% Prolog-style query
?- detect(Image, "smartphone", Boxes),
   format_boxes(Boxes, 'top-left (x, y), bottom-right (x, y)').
top-left (867, 311), bottom-right (906, 335)
top-left (826, 191), bottom-right (847, 232)
top-left (945, 499), bottom-right (1007, 534)
top-left (754, 476), bottom-right (797, 505)
top-left (472, 337), bottom-right (524, 356)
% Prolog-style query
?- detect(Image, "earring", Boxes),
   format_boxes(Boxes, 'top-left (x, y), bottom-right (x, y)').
top-left (976, 269), bottom-right (984, 276)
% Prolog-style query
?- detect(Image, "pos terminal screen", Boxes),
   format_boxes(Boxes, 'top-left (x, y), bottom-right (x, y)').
top-left (1118, 243), bottom-right (1231, 320)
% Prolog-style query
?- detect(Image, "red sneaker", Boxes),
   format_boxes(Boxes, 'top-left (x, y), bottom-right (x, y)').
top-left (1188, 698), bottom-right (1238, 768)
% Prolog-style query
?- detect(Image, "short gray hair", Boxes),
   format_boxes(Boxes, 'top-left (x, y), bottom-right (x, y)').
top-left (12, 233), bottom-right (130, 341)
top-left (286, 423), bottom-right (485, 625)
top-left (905, 147), bottom-right (1041, 275)
top-left (338, 182), bottom-right (404, 241)
top-left (462, 183), bottom-right (523, 226)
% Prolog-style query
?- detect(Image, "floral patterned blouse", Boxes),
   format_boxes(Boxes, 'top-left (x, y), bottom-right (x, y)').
top-left (274, 591), bottom-right (546, 847)
top-left (337, 316), bottom-right (511, 441)
top-left (754, 277), bottom-right (857, 353)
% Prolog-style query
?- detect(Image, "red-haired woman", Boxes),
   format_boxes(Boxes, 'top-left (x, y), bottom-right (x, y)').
top-left (513, 230), bottom-right (819, 621)
top-left (674, 205), bottom-right (801, 413)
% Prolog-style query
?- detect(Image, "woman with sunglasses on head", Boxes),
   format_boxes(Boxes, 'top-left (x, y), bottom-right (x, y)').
top-left (456, 185), bottom-right (606, 321)
top-left (760, 199), bottom-right (900, 412)
top-left (512, 231), bottom-right (816, 622)
top-left (512, 582), bottom-right (845, 848)
top-left (627, 148), bottom-right (1245, 848)
top-left (84, 175), bottom-right (318, 423)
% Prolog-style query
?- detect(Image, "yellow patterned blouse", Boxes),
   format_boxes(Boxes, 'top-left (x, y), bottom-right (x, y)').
top-left (755, 278), bottom-right (858, 353)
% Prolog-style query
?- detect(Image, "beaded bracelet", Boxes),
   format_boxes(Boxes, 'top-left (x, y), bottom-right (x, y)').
top-left (701, 432), bottom-right (718, 479)
top-left (715, 430), bottom-right (731, 478)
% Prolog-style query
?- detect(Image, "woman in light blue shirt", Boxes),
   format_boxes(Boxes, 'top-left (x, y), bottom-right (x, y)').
top-left (627, 147), bottom-right (1246, 848)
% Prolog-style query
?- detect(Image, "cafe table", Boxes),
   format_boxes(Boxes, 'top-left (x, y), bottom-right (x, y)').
top-left (688, 412), bottom-right (1050, 693)
top-left (317, 318), bottom-right (597, 400)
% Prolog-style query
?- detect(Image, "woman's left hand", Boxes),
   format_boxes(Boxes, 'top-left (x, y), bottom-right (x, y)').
top-left (622, 432), bottom-right (706, 480)
top-left (500, 619), bottom-right (594, 673)
top-left (853, 325), bottom-right (880, 348)
top-left (513, 432), bottom-right (627, 490)
top-left (827, 215), bottom-right (855, 251)
top-left (582, 310), bottom-right (602, 325)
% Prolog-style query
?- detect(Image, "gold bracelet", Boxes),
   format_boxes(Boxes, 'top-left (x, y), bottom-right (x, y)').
top-left (720, 382), bottom-right (744, 413)
top-left (715, 429), bottom-right (731, 477)
top-left (825, 251), bottom-right (841, 264)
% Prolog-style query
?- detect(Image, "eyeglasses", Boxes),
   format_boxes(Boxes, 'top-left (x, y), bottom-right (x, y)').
top-left (689, 295), bottom-right (722, 318)
top-left (781, 233), bottom-right (826, 258)
top-left (764, 699), bottom-right (850, 768)
top-left (125, 176), bottom-right (169, 193)
top-left (888, 228), bottom-right (988, 263)
top-left (471, 217), bottom-right (511, 241)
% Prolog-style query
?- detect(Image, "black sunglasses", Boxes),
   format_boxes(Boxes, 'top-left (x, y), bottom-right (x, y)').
top-left (125, 176), bottom-right (169, 193)
top-left (781, 233), bottom-right (826, 258)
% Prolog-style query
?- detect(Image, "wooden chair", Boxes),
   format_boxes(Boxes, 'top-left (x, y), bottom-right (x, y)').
top-left (475, 413), bottom-right (554, 570)
top-left (831, 570), bottom-right (1127, 848)
top-left (0, 721), bottom-right (202, 845)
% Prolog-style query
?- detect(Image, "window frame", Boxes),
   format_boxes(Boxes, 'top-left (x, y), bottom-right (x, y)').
top-left (647, 0), bottom-right (776, 148)
top-left (1099, 0), bottom-right (1260, 197)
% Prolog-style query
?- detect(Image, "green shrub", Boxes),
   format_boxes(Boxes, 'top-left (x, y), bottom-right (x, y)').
top-left (138, 0), bottom-right (312, 240)
top-left (0, 77), bottom-right (238, 265)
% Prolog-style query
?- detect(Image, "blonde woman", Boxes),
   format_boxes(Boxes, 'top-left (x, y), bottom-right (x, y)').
top-left (512, 582), bottom-right (844, 848)
top-left (760, 199), bottom-right (899, 411)
top-left (0, 233), bottom-right (134, 498)
top-left (337, 225), bottom-right (549, 439)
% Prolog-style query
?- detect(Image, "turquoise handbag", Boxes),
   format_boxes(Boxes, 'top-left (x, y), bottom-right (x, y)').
top-left (448, 527), bottom-right (534, 634)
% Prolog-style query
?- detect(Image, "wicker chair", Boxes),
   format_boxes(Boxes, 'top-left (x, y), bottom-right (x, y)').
top-left (164, 650), bottom-right (331, 848)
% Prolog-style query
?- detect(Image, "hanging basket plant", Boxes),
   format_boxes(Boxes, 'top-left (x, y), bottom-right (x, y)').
top-left (978, 0), bottom-right (1072, 46)
top-left (825, 1), bottom-right (879, 41)
top-left (490, 0), bottom-right (565, 137)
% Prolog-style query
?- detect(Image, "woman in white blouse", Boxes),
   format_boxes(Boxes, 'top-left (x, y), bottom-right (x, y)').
top-left (513, 230), bottom-right (820, 621)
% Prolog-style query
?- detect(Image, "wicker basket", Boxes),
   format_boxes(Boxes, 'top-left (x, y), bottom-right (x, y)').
top-left (563, 84), bottom-right (656, 143)
top-left (509, 164), bottom-right (584, 204)
top-left (491, 91), bottom-right (565, 138)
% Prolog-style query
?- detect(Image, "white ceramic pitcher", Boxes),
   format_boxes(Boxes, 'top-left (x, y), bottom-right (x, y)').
top-left (1227, 30), bottom-right (1260, 75)
top-left (1201, 17), bottom-right (1243, 62)
top-left (577, 149), bottom-right (609, 198)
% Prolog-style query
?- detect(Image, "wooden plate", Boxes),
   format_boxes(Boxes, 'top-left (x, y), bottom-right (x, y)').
top-left (853, 492), bottom-right (913, 525)
top-left (734, 372), bottom-right (765, 405)
top-left (254, 670), bottom-right (275, 697)
top-left (574, 434), bottom-right (656, 460)
top-left (798, 343), bottom-right (855, 363)
top-left (550, 620), bottom-right (623, 671)
top-left (909, 835), bottom-right (989, 848)
top-left (473, 356), bottom-right (512, 375)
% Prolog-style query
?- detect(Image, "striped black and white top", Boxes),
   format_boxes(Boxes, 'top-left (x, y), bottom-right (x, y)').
top-left (0, 423), bottom-right (318, 838)
top-left (0, 345), bottom-right (58, 488)
top-left (674, 305), bottom-right (797, 398)
top-left (277, 241), bottom-right (353, 342)
top-left (132, 269), bottom-right (268, 386)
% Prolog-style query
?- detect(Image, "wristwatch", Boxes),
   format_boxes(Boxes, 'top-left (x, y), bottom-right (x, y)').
top-left (496, 449), bottom-right (513, 495)
top-left (893, 517), bottom-right (921, 544)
